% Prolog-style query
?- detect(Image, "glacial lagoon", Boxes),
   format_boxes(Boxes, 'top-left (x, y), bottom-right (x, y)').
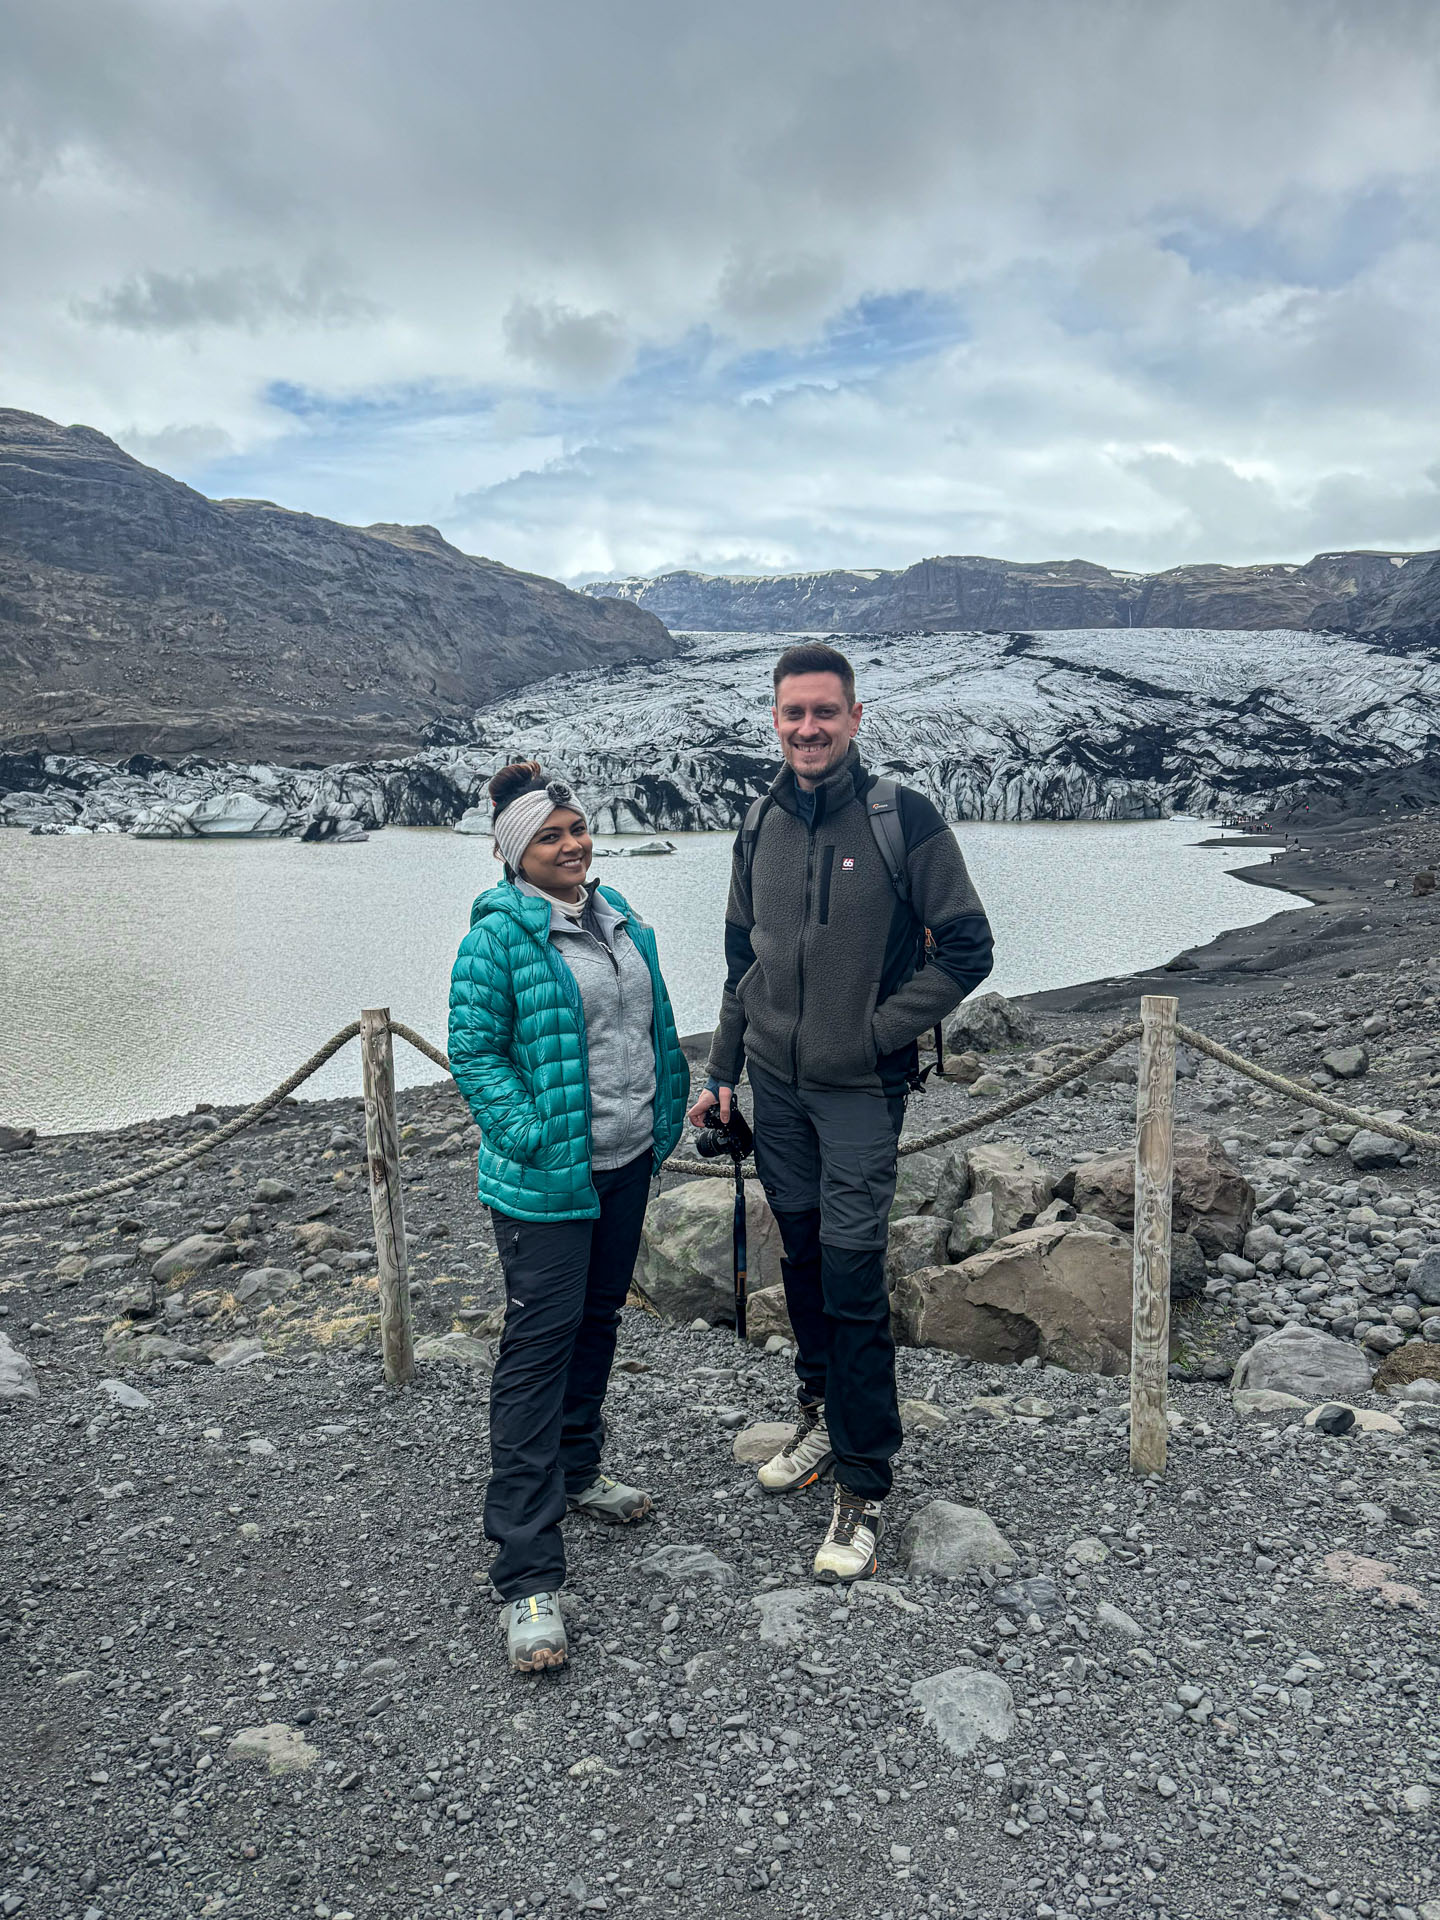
top-left (0, 818), bottom-right (1306, 1134)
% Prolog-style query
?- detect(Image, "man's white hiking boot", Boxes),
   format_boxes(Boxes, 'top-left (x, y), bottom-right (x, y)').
top-left (813, 1485), bottom-right (883, 1584)
top-left (757, 1401), bottom-right (834, 1493)
top-left (503, 1590), bottom-right (568, 1673)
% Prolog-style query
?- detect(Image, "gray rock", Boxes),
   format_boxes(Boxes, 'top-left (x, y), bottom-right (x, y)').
top-left (0, 1124), bottom-right (36, 1153)
top-left (228, 1723), bottom-right (320, 1774)
top-left (413, 1333), bottom-right (494, 1368)
top-left (1348, 1129), bottom-right (1409, 1170)
top-left (1309, 1402), bottom-right (1356, 1435)
top-left (231, 1266), bottom-right (301, 1308)
top-left (885, 1215), bottom-right (951, 1286)
top-left (900, 1500), bottom-right (1017, 1579)
top-left (956, 1221), bottom-right (1133, 1374)
top-left (1410, 1247), bottom-right (1440, 1307)
top-left (252, 1178), bottom-right (297, 1203)
top-left (1360, 1323), bottom-right (1405, 1354)
top-left (1057, 1131), bottom-right (1254, 1256)
top-left (965, 1142), bottom-right (1053, 1236)
top-left (911, 1667), bottom-right (1016, 1758)
top-left (890, 1145), bottom-right (971, 1220)
top-left (634, 1179), bottom-right (781, 1324)
top-left (1231, 1324), bottom-right (1373, 1402)
top-left (0, 1333), bottom-right (39, 1402)
top-left (638, 1544), bottom-right (737, 1585)
top-left (732, 1421), bottom-right (796, 1464)
top-left (1232, 1387), bottom-right (1307, 1419)
top-left (1095, 1600), bottom-right (1145, 1641)
top-left (1321, 1045), bottom-right (1369, 1079)
top-left (743, 1283), bottom-right (793, 1347)
top-left (96, 1378), bottom-right (152, 1410)
top-left (209, 1336), bottom-right (265, 1368)
top-left (943, 993), bottom-right (1040, 1054)
top-left (994, 1575), bottom-right (1063, 1622)
top-left (151, 1233), bottom-right (232, 1287)
top-left (751, 1587), bottom-right (824, 1646)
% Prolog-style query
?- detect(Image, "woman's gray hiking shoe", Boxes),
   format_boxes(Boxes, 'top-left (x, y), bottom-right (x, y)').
top-left (566, 1474), bottom-right (653, 1524)
top-left (757, 1402), bottom-right (834, 1493)
top-left (503, 1591), bottom-right (568, 1673)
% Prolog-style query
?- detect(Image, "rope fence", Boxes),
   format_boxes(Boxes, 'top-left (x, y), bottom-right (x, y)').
top-left (4, 999), bottom-right (1435, 1453)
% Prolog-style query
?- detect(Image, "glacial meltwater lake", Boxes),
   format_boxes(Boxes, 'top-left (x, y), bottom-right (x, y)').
top-left (0, 819), bottom-right (1305, 1135)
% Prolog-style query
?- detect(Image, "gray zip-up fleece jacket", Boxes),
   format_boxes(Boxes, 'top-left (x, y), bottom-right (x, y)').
top-left (706, 746), bottom-right (994, 1095)
top-left (521, 880), bottom-right (657, 1170)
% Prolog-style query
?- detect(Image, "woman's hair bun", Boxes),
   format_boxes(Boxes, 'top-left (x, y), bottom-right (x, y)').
top-left (488, 759), bottom-right (545, 811)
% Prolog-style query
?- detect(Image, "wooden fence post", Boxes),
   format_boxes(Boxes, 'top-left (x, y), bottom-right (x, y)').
top-left (1130, 993), bottom-right (1177, 1475)
top-left (361, 1007), bottom-right (415, 1387)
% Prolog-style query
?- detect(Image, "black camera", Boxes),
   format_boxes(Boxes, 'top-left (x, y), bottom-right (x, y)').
top-left (694, 1104), bottom-right (754, 1161)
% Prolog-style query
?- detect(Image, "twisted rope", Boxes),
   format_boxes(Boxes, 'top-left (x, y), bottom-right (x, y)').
top-left (7, 1007), bottom-right (1433, 1221)
top-left (389, 1021), bottom-right (451, 1074)
top-left (1176, 1024), bottom-right (1440, 1155)
top-left (0, 1022), bottom-right (362, 1219)
top-left (659, 1024), bottom-right (1144, 1176)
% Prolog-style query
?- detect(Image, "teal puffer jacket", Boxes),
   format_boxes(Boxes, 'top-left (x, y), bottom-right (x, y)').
top-left (448, 880), bottom-right (690, 1222)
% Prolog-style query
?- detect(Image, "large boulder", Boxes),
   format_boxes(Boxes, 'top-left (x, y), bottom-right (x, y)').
top-left (943, 992), bottom-right (1040, 1054)
top-left (1231, 1324), bottom-right (1373, 1402)
top-left (885, 1215), bottom-right (952, 1287)
top-left (890, 1145), bottom-right (970, 1220)
top-left (891, 1265), bottom-right (1038, 1364)
top-left (1055, 1131), bottom-right (1254, 1256)
top-left (635, 1179), bottom-right (781, 1325)
top-left (960, 1222), bottom-right (1133, 1374)
top-left (0, 1124), bottom-right (36, 1153)
top-left (964, 1143), bottom-right (1053, 1238)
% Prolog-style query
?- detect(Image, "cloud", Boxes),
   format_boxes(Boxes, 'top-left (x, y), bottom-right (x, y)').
top-left (77, 260), bottom-right (379, 334)
top-left (502, 298), bottom-right (630, 387)
top-left (5, 0), bottom-right (1440, 577)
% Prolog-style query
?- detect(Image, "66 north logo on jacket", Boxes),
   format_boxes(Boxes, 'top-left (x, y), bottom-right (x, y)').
top-left (841, 856), bottom-right (855, 870)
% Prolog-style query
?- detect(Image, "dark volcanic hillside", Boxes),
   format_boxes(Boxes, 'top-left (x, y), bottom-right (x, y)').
top-left (0, 410), bottom-right (676, 760)
top-left (586, 549), bottom-right (1440, 636)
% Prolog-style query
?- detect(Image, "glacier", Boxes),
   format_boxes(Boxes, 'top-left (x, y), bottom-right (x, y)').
top-left (2, 626), bottom-right (1437, 835)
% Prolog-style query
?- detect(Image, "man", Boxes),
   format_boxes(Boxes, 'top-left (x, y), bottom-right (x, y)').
top-left (688, 642), bottom-right (993, 1583)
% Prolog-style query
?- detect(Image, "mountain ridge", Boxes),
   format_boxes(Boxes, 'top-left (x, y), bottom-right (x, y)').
top-left (0, 409), bottom-right (676, 761)
top-left (584, 549), bottom-right (1440, 636)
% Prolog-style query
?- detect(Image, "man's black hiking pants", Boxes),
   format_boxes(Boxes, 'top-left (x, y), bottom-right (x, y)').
top-left (748, 1064), bottom-right (904, 1500)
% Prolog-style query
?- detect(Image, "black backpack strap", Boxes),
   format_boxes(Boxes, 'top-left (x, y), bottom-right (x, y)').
top-left (738, 793), bottom-right (771, 894)
top-left (869, 777), bottom-right (947, 1090)
top-left (865, 776), bottom-right (911, 905)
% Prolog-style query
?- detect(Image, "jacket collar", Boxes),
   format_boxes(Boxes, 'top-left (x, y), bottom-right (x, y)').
top-left (770, 742), bottom-right (868, 827)
top-left (470, 878), bottom-right (634, 941)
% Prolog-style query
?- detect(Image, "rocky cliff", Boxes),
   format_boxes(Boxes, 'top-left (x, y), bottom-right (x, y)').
top-left (0, 409), bottom-right (676, 760)
top-left (584, 550), bottom-right (1440, 636)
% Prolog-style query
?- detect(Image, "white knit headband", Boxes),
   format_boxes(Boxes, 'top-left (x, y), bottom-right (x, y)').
top-left (493, 780), bottom-right (588, 874)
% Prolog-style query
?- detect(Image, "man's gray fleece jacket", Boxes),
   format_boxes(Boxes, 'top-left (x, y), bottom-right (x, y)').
top-left (706, 747), bottom-right (995, 1095)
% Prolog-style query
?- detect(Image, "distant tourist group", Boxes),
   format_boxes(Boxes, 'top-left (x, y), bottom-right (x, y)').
top-left (448, 643), bottom-right (996, 1673)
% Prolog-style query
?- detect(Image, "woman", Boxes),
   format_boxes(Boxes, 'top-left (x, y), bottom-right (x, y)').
top-left (448, 761), bottom-right (689, 1674)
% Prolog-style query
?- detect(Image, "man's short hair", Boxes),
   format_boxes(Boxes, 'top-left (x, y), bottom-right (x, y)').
top-left (772, 641), bottom-right (856, 707)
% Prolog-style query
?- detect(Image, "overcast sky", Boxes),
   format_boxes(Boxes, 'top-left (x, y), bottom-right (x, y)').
top-left (6, 0), bottom-right (1440, 582)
